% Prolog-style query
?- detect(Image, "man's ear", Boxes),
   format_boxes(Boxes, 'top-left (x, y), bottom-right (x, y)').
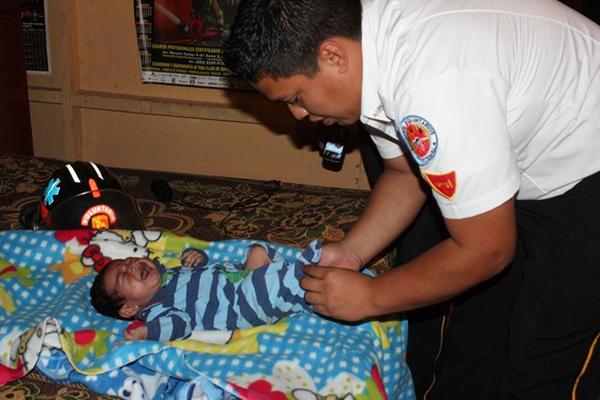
top-left (119, 303), bottom-right (140, 319)
top-left (318, 39), bottom-right (350, 73)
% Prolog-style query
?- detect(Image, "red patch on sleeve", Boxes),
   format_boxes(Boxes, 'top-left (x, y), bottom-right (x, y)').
top-left (423, 171), bottom-right (457, 200)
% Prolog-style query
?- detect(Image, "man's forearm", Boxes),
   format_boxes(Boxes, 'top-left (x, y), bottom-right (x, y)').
top-left (366, 199), bottom-right (517, 315)
top-left (344, 159), bottom-right (427, 265)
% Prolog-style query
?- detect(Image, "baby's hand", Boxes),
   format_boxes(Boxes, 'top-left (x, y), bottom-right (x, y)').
top-left (124, 321), bottom-right (147, 340)
top-left (181, 249), bottom-right (207, 267)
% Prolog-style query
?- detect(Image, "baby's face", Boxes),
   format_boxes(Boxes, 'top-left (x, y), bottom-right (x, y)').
top-left (103, 257), bottom-right (162, 309)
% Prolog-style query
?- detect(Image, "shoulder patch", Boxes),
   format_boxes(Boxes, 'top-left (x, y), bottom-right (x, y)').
top-left (423, 171), bottom-right (457, 200)
top-left (398, 115), bottom-right (438, 166)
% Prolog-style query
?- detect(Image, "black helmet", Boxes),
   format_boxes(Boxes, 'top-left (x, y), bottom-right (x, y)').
top-left (29, 161), bottom-right (144, 230)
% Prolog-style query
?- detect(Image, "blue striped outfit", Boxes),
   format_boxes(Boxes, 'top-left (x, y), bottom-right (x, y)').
top-left (136, 241), bottom-right (321, 341)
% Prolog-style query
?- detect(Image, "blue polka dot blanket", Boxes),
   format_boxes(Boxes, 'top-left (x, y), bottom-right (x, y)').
top-left (0, 230), bottom-right (414, 400)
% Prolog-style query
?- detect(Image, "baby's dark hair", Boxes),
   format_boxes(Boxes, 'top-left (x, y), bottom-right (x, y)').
top-left (90, 260), bottom-right (131, 320)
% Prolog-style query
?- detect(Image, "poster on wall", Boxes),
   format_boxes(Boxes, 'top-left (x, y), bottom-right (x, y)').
top-left (20, 0), bottom-right (51, 74)
top-left (134, 0), bottom-right (250, 89)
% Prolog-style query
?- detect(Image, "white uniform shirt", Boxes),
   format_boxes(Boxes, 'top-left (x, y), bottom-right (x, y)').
top-left (360, 0), bottom-right (600, 218)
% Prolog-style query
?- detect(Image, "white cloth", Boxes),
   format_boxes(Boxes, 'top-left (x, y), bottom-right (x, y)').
top-left (360, 0), bottom-right (600, 218)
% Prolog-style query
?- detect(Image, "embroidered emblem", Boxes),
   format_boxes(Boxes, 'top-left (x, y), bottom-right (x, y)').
top-left (423, 171), bottom-right (457, 200)
top-left (398, 115), bottom-right (438, 166)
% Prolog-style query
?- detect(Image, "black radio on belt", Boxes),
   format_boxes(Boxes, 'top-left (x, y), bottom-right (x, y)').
top-left (321, 128), bottom-right (349, 169)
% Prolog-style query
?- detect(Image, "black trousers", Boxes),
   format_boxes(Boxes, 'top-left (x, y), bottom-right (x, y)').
top-left (399, 172), bottom-right (600, 400)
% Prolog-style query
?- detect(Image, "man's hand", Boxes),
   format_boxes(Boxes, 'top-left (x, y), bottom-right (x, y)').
top-left (301, 265), bottom-right (375, 321)
top-left (124, 321), bottom-right (148, 340)
top-left (319, 242), bottom-right (363, 271)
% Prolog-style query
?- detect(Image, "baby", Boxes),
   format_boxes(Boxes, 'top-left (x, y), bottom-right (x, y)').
top-left (90, 242), bottom-right (321, 341)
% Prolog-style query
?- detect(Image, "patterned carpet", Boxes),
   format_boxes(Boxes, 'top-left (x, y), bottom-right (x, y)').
top-left (0, 153), bottom-right (383, 399)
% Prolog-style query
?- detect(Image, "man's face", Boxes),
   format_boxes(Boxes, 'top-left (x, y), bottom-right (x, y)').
top-left (254, 58), bottom-right (362, 126)
top-left (103, 257), bottom-right (162, 312)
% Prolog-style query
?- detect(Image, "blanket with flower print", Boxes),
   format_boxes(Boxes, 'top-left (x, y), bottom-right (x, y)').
top-left (0, 229), bottom-right (414, 399)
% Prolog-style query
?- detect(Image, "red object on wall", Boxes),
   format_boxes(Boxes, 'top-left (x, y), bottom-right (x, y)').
top-left (0, 0), bottom-right (34, 156)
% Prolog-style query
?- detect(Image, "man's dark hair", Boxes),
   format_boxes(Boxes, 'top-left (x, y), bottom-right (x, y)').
top-left (223, 0), bottom-right (361, 83)
top-left (90, 261), bottom-right (130, 320)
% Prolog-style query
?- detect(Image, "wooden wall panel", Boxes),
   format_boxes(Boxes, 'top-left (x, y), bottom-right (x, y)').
top-left (73, 0), bottom-right (285, 122)
top-left (29, 102), bottom-right (65, 158)
top-left (78, 108), bottom-right (367, 188)
top-left (25, 0), bottom-right (369, 190)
